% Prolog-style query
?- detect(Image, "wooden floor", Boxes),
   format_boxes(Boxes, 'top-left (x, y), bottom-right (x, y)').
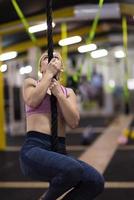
top-left (0, 114), bottom-right (133, 200)
top-left (80, 115), bottom-right (133, 173)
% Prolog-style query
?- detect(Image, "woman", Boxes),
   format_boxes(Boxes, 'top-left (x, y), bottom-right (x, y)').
top-left (20, 51), bottom-right (104, 200)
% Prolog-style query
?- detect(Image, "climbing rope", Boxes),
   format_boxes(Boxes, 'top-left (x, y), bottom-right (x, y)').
top-left (46, 0), bottom-right (58, 151)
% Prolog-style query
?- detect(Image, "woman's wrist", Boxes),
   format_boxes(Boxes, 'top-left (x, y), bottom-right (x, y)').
top-left (44, 71), bottom-right (53, 80)
top-left (56, 92), bottom-right (65, 99)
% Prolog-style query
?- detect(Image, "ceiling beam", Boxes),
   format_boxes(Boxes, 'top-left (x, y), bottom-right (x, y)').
top-left (0, 7), bottom-right (74, 36)
top-left (120, 3), bottom-right (134, 16)
top-left (0, 3), bottom-right (133, 37)
top-left (2, 25), bottom-right (111, 53)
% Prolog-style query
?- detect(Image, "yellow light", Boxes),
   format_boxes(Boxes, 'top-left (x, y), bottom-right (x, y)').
top-left (0, 64), bottom-right (8, 72)
top-left (91, 49), bottom-right (108, 58)
top-left (59, 36), bottom-right (82, 46)
top-left (114, 50), bottom-right (125, 58)
top-left (0, 51), bottom-right (17, 61)
top-left (78, 43), bottom-right (97, 53)
top-left (29, 22), bottom-right (55, 33)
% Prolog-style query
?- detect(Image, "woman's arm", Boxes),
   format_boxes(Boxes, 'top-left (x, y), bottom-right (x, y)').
top-left (57, 89), bottom-right (80, 128)
top-left (23, 57), bottom-right (61, 108)
top-left (50, 79), bottom-right (80, 128)
top-left (23, 73), bottom-right (53, 108)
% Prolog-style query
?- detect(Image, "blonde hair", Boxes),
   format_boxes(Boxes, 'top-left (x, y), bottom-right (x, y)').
top-left (38, 51), bottom-right (64, 80)
top-left (38, 52), bottom-right (47, 70)
top-left (38, 51), bottom-right (64, 71)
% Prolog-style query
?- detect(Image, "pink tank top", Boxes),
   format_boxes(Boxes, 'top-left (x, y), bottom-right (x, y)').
top-left (25, 84), bottom-right (68, 117)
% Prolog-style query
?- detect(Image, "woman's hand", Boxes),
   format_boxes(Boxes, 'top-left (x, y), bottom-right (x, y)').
top-left (49, 79), bottom-right (63, 97)
top-left (46, 58), bottom-right (61, 77)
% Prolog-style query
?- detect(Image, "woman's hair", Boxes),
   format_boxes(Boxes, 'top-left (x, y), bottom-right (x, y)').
top-left (38, 51), bottom-right (64, 71)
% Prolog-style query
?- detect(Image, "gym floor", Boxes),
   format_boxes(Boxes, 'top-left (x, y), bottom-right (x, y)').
top-left (0, 114), bottom-right (134, 200)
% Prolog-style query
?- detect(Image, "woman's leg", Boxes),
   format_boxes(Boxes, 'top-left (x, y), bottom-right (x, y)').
top-left (21, 147), bottom-right (84, 200)
top-left (61, 159), bottom-right (104, 200)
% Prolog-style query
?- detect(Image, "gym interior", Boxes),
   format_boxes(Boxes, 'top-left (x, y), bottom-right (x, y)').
top-left (0, 0), bottom-right (134, 199)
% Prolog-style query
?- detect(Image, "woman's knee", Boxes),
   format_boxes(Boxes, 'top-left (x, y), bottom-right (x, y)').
top-left (95, 174), bottom-right (105, 194)
top-left (64, 163), bottom-right (83, 184)
top-left (50, 163), bottom-right (83, 191)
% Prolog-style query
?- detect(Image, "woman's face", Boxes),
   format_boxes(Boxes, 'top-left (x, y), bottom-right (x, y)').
top-left (40, 52), bottom-right (63, 74)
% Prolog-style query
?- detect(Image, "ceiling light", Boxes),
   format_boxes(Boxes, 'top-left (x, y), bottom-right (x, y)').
top-left (114, 50), bottom-right (125, 58)
top-left (19, 65), bottom-right (32, 75)
top-left (91, 49), bottom-right (108, 58)
top-left (108, 80), bottom-right (115, 88)
top-left (29, 22), bottom-right (55, 33)
top-left (78, 43), bottom-right (97, 53)
top-left (127, 79), bottom-right (134, 90)
top-left (0, 51), bottom-right (17, 61)
top-left (25, 65), bottom-right (32, 74)
top-left (19, 67), bottom-right (26, 75)
top-left (0, 64), bottom-right (7, 72)
top-left (59, 36), bottom-right (82, 46)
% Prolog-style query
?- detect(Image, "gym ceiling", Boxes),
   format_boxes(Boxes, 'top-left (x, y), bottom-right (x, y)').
top-left (0, 0), bottom-right (134, 55)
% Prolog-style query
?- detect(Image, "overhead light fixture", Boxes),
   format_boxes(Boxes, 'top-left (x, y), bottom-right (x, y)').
top-left (127, 79), bottom-right (134, 90)
top-left (114, 50), bottom-right (125, 58)
top-left (29, 22), bottom-right (55, 33)
top-left (0, 51), bottom-right (17, 61)
top-left (19, 65), bottom-right (32, 75)
top-left (0, 64), bottom-right (8, 72)
top-left (108, 80), bottom-right (115, 88)
top-left (59, 36), bottom-right (82, 46)
top-left (91, 49), bottom-right (108, 58)
top-left (78, 43), bottom-right (97, 53)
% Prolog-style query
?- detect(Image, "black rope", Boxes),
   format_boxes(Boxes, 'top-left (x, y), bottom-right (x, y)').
top-left (46, 0), bottom-right (58, 151)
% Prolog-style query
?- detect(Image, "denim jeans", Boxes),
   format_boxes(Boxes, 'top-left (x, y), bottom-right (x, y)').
top-left (19, 131), bottom-right (104, 200)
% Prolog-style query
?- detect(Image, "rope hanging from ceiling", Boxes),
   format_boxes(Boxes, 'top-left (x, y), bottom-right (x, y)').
top-left (46, 0), bottom-right (58, 152)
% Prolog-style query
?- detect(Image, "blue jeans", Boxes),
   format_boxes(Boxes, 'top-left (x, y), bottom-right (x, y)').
top-left (19, 131), bottom-right (104, 200)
